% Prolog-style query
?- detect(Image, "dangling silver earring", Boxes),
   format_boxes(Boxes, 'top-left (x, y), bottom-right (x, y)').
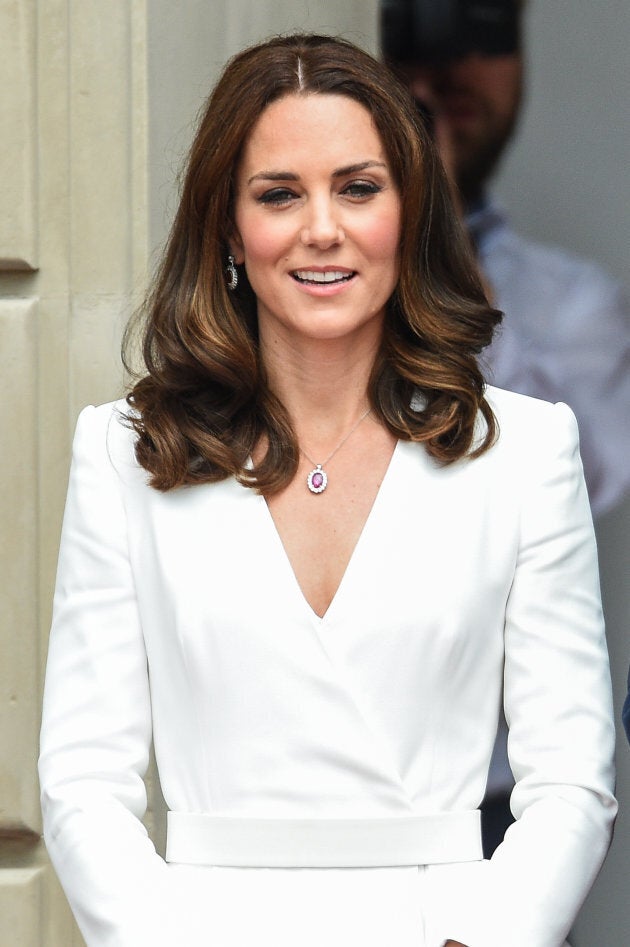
top-left (226, 254), bottom-right (238, 291)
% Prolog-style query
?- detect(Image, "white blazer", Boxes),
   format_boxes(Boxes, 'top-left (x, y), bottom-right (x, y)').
top-left (39, 386), bottom-right (616, 947)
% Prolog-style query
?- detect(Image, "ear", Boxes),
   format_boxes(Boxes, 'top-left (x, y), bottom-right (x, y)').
top-left (228, 228), bottom-right (245, 265)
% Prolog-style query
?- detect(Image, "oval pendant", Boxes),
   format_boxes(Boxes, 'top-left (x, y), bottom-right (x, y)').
top-left (307, 464), bottom-right (327, 494)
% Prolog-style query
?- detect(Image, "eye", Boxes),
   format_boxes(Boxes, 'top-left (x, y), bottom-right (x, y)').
top-left (341, 180), bottom-right (383, 200)
top-left (257, 187), bottom-right (298, 206)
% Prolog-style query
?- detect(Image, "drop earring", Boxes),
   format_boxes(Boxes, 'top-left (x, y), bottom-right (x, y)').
top-left (226, 254), bottom-right (238, 291)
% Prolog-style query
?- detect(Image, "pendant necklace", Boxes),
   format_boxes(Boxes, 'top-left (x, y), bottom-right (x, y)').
top-left (302, 408), bottom-right (371, 495)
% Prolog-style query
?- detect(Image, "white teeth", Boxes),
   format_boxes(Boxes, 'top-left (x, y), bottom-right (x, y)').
top-left (293, 270), bottom-right (351, 283)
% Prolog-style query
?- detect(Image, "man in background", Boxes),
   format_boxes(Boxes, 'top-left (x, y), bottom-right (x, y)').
top-left (381, 0), bottom-right (630, 854)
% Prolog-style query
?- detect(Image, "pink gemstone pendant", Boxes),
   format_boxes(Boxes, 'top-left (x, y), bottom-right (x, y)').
top-left (307, 464), bottom-right (328, 494)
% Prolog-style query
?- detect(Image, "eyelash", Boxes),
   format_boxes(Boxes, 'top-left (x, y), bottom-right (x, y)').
top-left (257, 181), bottom-right (383, 206)
top-left (343, 181), bottom-right (382, 199)
top-left (257, 188), bottom-right (296, 206)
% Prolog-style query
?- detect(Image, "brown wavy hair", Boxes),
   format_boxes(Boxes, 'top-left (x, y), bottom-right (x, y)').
top-left (123, 33), bottom-right (502, 493)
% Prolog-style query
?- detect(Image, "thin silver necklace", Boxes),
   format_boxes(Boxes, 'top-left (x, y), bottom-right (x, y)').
top-left (302, 408), bottom-right (371, 495)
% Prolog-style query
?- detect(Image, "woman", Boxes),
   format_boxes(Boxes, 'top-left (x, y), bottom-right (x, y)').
top-left (39, 34), bottom-right (616, 947)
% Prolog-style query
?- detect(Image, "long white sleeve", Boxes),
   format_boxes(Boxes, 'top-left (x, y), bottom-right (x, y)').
top-left (39, 406), bottom-right (173, 946)
top-left (446, 402), bottom-right (617, 946)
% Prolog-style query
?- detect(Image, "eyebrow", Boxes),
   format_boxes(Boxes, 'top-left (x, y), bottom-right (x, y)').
top-left (246, 160), bottom-right (388, 185)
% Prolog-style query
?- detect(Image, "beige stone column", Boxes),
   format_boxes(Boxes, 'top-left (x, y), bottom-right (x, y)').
top-left (0, 1), bottom-right (149, 942)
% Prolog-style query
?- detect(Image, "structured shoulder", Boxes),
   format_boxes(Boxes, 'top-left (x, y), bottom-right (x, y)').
top-left (482, 385), bottom-right (580, 467)
top-left (485, 383), bottom-right (576, 429)
top-left (72, 399), bottom-right (142, 481)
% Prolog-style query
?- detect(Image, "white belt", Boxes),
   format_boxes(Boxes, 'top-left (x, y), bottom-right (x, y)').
top-left (165, 810), bottom-right (483, 868)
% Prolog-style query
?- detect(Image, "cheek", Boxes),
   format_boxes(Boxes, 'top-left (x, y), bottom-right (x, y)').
top-left (361, 210), bottom-right (401, 264)
top-left (235, 216), bottom-right (292, 266)
top-left (486, 65), bottom-right (521, 119)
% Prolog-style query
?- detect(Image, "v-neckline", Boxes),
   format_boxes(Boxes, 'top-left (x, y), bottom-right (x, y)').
top-left (257, 440), bottom-right (401, 623)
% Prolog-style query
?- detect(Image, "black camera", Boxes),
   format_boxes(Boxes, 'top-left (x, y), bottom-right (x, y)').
top-left (380, 0), bottom-right (521, 63)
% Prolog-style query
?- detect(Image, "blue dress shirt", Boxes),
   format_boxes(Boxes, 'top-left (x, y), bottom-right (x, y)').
top-left (469, 197), bottom-right (630, 518)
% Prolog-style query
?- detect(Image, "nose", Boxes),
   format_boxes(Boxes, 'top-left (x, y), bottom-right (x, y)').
top-left (300, 196), bottom-right (344, 249)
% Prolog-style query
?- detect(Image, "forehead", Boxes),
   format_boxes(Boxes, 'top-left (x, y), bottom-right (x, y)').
top-left (237, 93), bottom-right (388, 173)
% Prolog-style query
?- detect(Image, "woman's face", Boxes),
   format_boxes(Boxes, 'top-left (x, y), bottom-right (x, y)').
top-left (232, 93), bottom-right (402, 349)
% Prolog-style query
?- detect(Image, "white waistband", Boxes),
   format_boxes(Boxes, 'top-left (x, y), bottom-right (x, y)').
top-left (165, 810), bottom-right (483, 868)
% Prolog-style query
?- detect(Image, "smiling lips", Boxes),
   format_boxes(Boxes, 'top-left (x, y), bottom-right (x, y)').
top-left (292, 269), bottom-right (356, 286)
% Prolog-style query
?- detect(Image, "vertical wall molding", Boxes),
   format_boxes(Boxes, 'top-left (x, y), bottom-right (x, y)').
top-left (0, 0), bottom-right (38, 270)
top-left (0, 299), bottom-right (39, 835)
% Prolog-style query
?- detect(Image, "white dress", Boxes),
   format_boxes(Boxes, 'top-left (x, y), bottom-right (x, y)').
top-left (39, 386), bottom-right (616, 947)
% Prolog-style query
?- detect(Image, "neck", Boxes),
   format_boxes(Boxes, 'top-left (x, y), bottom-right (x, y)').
top-left (260, 330), bottom-right (379, 436)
